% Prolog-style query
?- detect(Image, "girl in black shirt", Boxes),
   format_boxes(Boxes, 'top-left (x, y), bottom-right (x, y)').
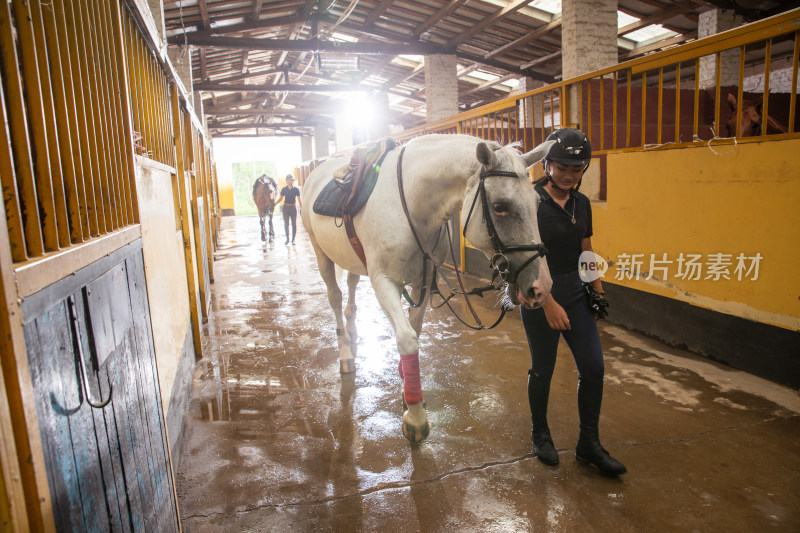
top-left (278, 175), bottom-right (302, 245)
top-left (521, 128), bottom-right (626, 476)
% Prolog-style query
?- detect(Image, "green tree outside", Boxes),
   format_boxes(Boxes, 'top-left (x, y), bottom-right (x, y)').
top-left (233, 161), bottom-right (278, 215)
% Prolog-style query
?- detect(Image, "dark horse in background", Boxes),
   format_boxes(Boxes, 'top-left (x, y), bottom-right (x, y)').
top-left (725, 93), bottom-right (788, 138)
top-left (252, 174), bottom-right (278, 242)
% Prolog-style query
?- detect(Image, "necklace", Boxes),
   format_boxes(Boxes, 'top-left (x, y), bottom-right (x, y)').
top-left (544, 182), bottom-right (576, 224)
top-left (553, 194), bottom-right (576, 224)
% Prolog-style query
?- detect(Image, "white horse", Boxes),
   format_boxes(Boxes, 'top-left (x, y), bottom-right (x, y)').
top-left (301, 134), bottom-right (554, 442)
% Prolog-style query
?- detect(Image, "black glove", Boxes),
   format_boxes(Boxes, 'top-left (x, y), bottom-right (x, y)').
top-left (584, 283), bottom-right (609, 319)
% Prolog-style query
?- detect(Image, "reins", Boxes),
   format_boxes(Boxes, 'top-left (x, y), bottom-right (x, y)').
top-left (395, 145), bottom-right (547, 330)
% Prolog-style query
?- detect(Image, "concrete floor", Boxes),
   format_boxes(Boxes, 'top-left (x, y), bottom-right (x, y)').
top-left (175, 215), bottom-right (800, 532)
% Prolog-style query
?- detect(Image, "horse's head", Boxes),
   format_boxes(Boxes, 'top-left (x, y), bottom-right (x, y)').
top-left (461, 140), bottom-right (554, 308)
top-left (726, 93), bottom-right (763, 137)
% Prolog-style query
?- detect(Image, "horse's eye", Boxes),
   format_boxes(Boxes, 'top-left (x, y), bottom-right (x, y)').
top-left (493, 202), bottom-right (509, 215)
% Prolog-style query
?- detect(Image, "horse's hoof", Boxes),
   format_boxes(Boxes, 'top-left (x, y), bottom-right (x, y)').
top-left (402, 418), bottom-right (430, 443)
top-left (401, 395), bottom-right (426, 411)
top-left (340, 358), bottom-right (356, 374)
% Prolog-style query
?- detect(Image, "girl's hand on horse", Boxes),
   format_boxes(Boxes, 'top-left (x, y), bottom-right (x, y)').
top-left (543, 294), bottom-right (571, 330)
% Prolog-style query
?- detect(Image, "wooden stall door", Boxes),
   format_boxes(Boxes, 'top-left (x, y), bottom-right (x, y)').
top-left (21, 243), bottom-right (179, 532)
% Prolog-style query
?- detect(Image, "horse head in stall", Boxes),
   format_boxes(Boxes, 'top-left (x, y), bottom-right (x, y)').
top-left (252, 174), bottom-right (279, 242)
top-left (726, 93), bottom-right (788, 138)
top-left (301, 134), bottom-right (554, 443)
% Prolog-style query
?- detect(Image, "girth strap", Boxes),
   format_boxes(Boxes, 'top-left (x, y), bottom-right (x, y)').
top-left (343, 213), bottom-right (368, 272)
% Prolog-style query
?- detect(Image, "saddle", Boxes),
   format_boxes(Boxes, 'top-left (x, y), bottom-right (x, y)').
top-left (313, 138), bottom-right (397, 218)
top-left (312, 137), bottom-right (398, 271)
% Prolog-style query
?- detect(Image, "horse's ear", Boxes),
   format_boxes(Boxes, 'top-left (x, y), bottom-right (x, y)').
top-left (727, 93), bottom-right (737, 110)
top-left (522, 140), bottom-right (555, 168)
top-left (476, 142), bottom-right (498, 168)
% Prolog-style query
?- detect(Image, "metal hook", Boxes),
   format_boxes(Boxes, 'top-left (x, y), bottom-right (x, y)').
top-left (68, 295), bottom-right (113, 409)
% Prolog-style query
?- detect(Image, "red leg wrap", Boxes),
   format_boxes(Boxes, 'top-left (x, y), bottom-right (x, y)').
top-left (400, 352), bottom-right (423, 405)
top-left (398, 359), bottom-right (404, 379)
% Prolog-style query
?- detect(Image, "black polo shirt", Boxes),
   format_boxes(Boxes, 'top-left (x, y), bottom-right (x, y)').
top-left (534, 181), bottom-right (592, 274)
top-left (280, 186), bottom-right (301, 206)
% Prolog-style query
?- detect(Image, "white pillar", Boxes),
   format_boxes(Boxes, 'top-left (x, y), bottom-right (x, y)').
top-left (147, 0), bottom-right (166, 44)
top-left (314, 125), bottom-right (329, 159)
top-left (370, 93), bottom-right (391, 140)
top-left (301, 135), bottom-right (313, 162)
top-left (561, 0), bottom-right (618, 126)
top-left (516, 77), bottom-right (546, 127)
top-left (698, 9), bottom-right (745, 89)
top-left (334, 112), bottom-right (354, 152)
top-left (167, 46), bottom-right (193, 94)
top-left (424, 54), bottom-right (459, 122)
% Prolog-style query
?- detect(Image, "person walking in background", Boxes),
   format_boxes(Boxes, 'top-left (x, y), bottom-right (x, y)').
top-left (278, 174), bottom-right (302, 245)
top-left (521, 128), bottom-right (626, 477)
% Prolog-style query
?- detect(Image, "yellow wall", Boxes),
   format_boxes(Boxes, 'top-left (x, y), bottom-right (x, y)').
top-left (135, 159), bottom-right (193, 414)
top-left (594, 138), bottom-right (800, 331)
top-left (218, 178), bottom-right (234, 212)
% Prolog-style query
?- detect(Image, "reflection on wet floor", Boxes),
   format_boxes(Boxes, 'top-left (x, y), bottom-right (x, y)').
top-left (176, 215), bottom-right (800, 533)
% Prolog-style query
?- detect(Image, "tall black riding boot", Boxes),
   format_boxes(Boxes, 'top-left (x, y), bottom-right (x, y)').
top-left (528, 370), bottom-right (559, 465)
top-left (576, 378), bottom-right (627, 476)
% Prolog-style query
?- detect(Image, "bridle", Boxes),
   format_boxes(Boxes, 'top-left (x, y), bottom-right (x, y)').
top-left (396, 145), bottom-right (548, 330)
top-left (461, 165), bottom-right (548, 285)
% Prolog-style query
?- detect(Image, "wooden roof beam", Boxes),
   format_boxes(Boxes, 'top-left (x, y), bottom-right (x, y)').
top-left (446, 0), bottom-right (531, 47)
top-left (364, 0), bottom-right (395, 28)
top-left (484, 16), bottom-right (561, 61)
top-left (195, 82), bottom-right (371, 92)
top-left (171, 35), bottom-right (454, 55)
top-left (413, 0), bottom-right (467, 38)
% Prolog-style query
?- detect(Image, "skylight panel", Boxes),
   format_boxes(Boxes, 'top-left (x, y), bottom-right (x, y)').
top-left (330, 32), bottom-right (357, 42)
top-left (618, 11), bottom-right (678, 43)
top-left (469, 70), bottom-right (501, 82)
top-left (528, 0), bottom-right (561, 14)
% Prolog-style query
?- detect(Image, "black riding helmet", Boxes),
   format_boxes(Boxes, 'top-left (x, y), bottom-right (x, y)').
top-left (542, 128), bottom-right (592, 191)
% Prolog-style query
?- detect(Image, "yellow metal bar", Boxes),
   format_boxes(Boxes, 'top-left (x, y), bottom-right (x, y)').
top-left (613, 71), bottom-right (618, 149)
top-left (0, 2), bottom-right (35, 260)
top-left (29, 0), bottom-right (71, 249)
top-left (577, 81), bottom-right (583, 130)
top-left (587, 78), bottom-right (593, 145)
top-left (124, 15), bottom-right (143, 156)
top-left (657, 68), bottom-right (663, 145)
top-left (37, 0), bottom-right (83, 245)
top-left (92, 0), bottom-right (122, 230)
top-left (736, 47), bottom-right (745, 137)
top-left (693, 58), bottom-right (700, 140)
top-left (53, 0), bottom-right (91, 241)
top-left (12, 0), bottom-right (59, 253)
top-left (790, 31), bottom-right (799, 133)
top-left (762, 39), bottom-right (771, 137)
top-left (625, 72), bottom-right (631, 147)
top-left (521, 96), bottom-right (529, 148)
top-left (547, 90), bottom-right (552, 131)
top-left (674, 63), bottom-right (681, 143)
top-left (714, 53), bottom-right (722, 138)
top-left (641, 72), bottom-right (647, 147)
top-left (0, 79), bottom-right (26, 263)
top-left (101, 0), bottom-right (129, 225)
top-left (628, 8), bottom-right (800, 75)
top-left (75, 0), bottom-right (108, 234)
top-left (171, 88), bottom-right (202, 367)
top-left (599, 76), bottom-right (605, 150)
top-left (111, 1), bottom-right (140, 224)
top-left (64, 0), bottom-right (99, 237)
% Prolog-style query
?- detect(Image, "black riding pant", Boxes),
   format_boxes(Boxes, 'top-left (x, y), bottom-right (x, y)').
top-left (283, 205), bottom-right (297, 241)
top-left (520, 270), bottom-right (604, 382)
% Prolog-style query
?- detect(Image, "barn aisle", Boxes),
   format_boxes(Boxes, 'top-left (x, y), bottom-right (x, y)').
top-left (175, 215), bottom-right (800, 532)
